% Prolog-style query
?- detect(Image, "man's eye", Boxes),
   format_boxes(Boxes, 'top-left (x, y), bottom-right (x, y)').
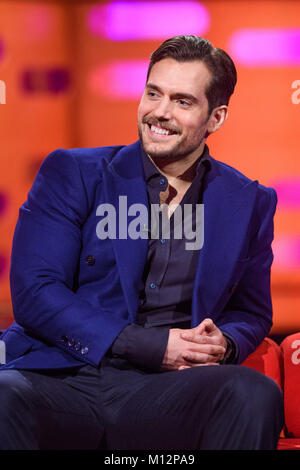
top-left (147, 91), bottom-right (157, 97)
top-left (178, 99), bottom-right (190, 106)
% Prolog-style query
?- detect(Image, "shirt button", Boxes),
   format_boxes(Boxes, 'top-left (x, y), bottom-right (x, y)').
top-left (150, 282), bottom-right (156, 289)
top-left (86, 255), bottom-right (95, 266)
top-left (159, 178), bottom-right (166, 186)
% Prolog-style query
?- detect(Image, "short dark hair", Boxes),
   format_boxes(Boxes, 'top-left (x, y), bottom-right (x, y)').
top-left (146, 35), bottom-right (237, 117)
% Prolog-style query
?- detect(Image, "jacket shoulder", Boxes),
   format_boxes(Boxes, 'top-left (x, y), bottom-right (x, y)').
top-left (51, 144), bottom-right (126, 166)
top-left (213, 158), bottom-right (277, 201)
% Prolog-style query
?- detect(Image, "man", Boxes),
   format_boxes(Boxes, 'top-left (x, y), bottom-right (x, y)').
top-left (0, 35), bottom-right (283, 450)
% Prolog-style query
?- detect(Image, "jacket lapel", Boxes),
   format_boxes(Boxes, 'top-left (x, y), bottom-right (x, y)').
top-left (101, 141), bottom-right (149, 322)
top-left (191, 157), bottom-right (258, 326)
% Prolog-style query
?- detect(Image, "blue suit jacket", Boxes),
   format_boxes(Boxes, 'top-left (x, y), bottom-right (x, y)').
top-left (1, 141), bottom-right (277, 370)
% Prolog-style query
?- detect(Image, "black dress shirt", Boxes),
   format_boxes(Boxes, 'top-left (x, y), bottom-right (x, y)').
top-left (108, 145), bottom-right (236, 370)
top-left (137, 145), bottom-right (210, 329)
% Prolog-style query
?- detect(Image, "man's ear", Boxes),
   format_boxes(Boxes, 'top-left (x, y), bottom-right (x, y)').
top-left (207, 105), bottom-right (228, 134)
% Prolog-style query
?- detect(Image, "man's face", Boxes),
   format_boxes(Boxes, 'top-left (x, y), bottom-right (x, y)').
top-left (137, 58), bottom-right (212, 160)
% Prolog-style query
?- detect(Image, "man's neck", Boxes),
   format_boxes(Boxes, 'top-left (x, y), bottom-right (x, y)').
top-left (148, 141), bottom-right (206, 185)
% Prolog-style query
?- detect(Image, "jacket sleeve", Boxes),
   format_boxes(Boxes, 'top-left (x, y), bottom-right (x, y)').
top-left (217, 186), bottom-right (278, 364)
top-left (10, 149), bottom-right (130, 367)
top-left (108, 323), bottom-right (170, 371)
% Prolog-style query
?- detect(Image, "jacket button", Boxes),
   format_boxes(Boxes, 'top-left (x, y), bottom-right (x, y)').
top-left (85, 255), bottom-right (95, 266)
top-left (81, 347), bottom-right (89, 355)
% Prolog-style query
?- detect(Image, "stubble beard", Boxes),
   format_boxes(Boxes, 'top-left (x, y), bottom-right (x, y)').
top-left (138, 123), bottom-right (205, 161)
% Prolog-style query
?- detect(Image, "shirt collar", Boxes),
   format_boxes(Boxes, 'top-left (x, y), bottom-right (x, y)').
top-left (141, 144), bottom-right (211, 183)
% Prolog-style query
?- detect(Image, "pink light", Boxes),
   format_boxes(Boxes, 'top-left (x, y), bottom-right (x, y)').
top-left (273, 236), bottom-right (300, 270)
top-left (24, 6), bottom-right (54, 39)
top-left (228, 29), bottom-right (300, 66)
top-left (89, 61), bottom-right (148, 99)
top-left (0, 254), bottom-right (6, 279)
top-left (88, 1), bottom-right (210, 40)
top-left (0, 39), bottom-right (4, 63)
top-left (272, 179), bottom-right (300, 209)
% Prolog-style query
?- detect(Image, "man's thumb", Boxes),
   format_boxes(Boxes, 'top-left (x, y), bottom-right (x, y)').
top-left (197, 318), bottom-right (215, 334)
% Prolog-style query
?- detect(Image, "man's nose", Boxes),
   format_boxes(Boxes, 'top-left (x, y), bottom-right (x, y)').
top-left (152, 98), bottom-right (172, 120)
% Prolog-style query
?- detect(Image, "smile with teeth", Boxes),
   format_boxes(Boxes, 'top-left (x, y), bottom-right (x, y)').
top-left (149, 124), bottom-right (174, 136)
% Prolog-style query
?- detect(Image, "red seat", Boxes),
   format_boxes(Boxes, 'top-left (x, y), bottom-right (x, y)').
top-left (242, 338), bottom-right (287, 447)
top-left (242, 335), bottom-right (300, 449)
top-left (242, 337), bottom-right (283, 390)
top-left (277, 438), bottom-right (300, 450)
top-left (280, 333), bottom-right (300, 438)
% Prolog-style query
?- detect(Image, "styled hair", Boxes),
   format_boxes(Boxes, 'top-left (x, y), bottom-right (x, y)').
top-left (147, 35), bottom-right (237, 116)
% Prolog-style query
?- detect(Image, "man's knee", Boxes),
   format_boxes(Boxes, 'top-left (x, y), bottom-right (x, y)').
top-left (0, 370), bottom-right (35, 416)
top-left (0, 370), bottom-right (40, 449)
top-left (219, 366), bottom-right (284, 421)
top-left (198, 366), bottom-right (284, 450)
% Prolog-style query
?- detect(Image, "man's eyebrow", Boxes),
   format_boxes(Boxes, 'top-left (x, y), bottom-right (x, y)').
top-left (146, 82), bottom-right (198, 103)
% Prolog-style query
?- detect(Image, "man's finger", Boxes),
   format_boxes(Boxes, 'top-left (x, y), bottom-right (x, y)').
top-left (180, 332), bottom-right (221, 345)
top-left (183, 344), bottom-right (226, 357)
top-left (182, 350), bottom-right (224, 364)
top-left (201, 318), bottom-right (216, 333)
top-left (180, 331), bottom-right (196, 341)
top-left (194, 318), bottom-right (215, 335)
top-left (179, 363), bottom-right (220, 370)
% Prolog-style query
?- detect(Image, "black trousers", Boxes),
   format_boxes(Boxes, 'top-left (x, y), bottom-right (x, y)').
top-left (0, 357), bottom-right (284, 450)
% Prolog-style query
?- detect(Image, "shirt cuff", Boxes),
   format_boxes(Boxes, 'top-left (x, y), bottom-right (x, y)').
top-left (219, 332), bottom-right (238, 364)
top-left (108, 323), bottom-right (170, 371)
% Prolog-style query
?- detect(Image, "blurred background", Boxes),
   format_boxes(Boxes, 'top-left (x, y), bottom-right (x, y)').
top-left (0, 0), bottom-right (299, 338)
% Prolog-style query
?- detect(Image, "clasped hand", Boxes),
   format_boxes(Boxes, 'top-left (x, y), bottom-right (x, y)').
top-left (161, 318), bottom-right (227, 371)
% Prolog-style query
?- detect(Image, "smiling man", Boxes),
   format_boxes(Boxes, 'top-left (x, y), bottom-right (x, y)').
top-left (139, 59), bottom-right (216, 160)
top-left (0, 35), bottom-right (283, 450)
